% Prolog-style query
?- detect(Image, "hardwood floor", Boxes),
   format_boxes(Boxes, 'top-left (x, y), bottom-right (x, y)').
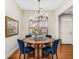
top-left (8, 45), bottom-right (73, 59)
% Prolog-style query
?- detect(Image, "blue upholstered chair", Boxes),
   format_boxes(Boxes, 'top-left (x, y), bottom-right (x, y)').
top-left (25, 35), bottom-right (32, 38)
top-left (46, 35), bottom-right (52, 38)
top-left (42, 40), bottom-right (59, 59)
top-left (45, 35), bottom-right (52, 46)
top-left (25, 35), bottom-right (32, 46)
top-left (17, 39), bottom-right (35, 59)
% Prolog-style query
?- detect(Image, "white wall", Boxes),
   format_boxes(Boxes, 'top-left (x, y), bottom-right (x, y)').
top-left (56, 0), bottom-right (73, 15)
top-left (5, 0), bottom-right (22, 58)
top-left (55, 0), bottom-right (73, 39)
top-left (21, 11), bottom-right (57, 38)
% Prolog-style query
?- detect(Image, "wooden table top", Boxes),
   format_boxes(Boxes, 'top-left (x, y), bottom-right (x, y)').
top-left (23, 37), bottom-right (54, 44)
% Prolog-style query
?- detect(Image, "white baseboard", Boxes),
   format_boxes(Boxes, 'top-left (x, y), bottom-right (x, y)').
top-left (5, 47), bottom-right (18, 59)
top-left (62, 43), bottom-right (73, 44)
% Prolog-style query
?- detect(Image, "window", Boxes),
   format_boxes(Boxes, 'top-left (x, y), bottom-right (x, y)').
top-left (28, 19), bottom-right (48, 35)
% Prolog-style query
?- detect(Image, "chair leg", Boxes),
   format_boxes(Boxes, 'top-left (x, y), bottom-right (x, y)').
top-left (24, 54), bottom-right (25, 59)
top-left (56, 53), bottom-right (58, 59)
top-left (42, 52), bottom-right (44, 58)
top-left (19, 52), bottom-right (21, 59)
top-left (33, 51), bottom-right (35, 58)
top-left (52, 55), bottom-right (53, 59)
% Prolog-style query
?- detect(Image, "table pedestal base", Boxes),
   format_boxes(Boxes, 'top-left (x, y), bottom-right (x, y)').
top-left (35, 44), bottom-right (42, 59)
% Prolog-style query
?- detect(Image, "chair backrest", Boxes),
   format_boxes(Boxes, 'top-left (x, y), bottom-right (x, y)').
top-left (17, 39), bottom-right (24, 53)
top-left (46, 35), bottom-right (52, 38)
top-left (52, 40), bottom-right (59, 54)
top-left (25, 35), bottom-right (32, 38)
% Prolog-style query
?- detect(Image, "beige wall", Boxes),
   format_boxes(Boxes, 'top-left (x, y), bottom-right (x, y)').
top-left (21, 11), bottom-right (57, 38)
top-left (5, 0), bottom-right (22, 58)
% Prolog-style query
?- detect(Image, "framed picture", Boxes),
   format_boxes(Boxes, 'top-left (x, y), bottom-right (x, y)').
top-left (5, 16), bottom-right (19, 37)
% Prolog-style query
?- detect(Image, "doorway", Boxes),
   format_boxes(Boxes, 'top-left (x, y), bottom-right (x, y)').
top-left (59, 14), bottom-right (73, 44)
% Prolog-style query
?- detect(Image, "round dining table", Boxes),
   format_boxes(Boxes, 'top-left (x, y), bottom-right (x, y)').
top-left (23, 37), bottom-right (54, 58)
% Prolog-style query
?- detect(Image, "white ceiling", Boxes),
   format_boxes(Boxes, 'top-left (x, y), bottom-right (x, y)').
top-left (14, 0), bottom-right (64, 11)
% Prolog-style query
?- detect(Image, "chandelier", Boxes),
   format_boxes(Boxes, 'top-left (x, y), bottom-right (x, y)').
top-left (35, 0), bottom-right (48, 20)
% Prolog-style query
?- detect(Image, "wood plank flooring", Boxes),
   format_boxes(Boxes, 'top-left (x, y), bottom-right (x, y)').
top-left (8, 45), bottom-right (73, 59)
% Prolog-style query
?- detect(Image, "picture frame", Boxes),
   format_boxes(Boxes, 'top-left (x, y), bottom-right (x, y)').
top-left (5, 16), bottom-right (19, 37)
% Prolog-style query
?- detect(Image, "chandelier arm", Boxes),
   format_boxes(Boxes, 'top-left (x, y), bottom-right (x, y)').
top-left (36, 0), bottom-right (48, 20)
top-left (38, 0), bottom-right (40, 14)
